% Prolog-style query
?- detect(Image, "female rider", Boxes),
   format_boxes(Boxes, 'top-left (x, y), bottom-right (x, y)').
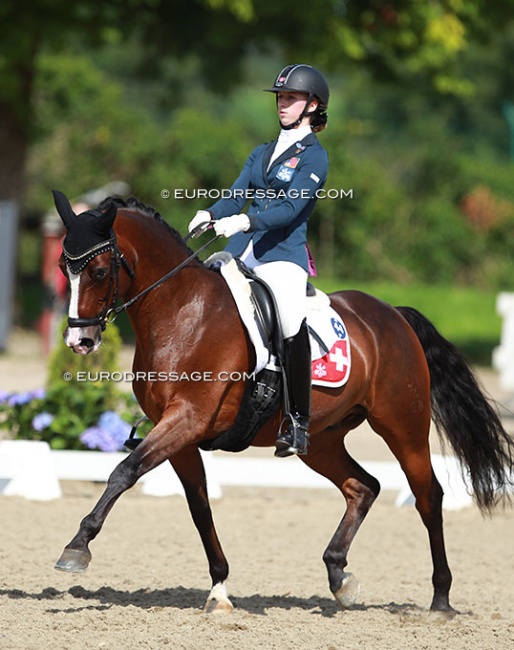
top-left (188, 64), bottom-right (330, 457)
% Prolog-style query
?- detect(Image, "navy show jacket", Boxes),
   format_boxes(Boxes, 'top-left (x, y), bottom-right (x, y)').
top-left (208, 132), bottom-right (328, 272)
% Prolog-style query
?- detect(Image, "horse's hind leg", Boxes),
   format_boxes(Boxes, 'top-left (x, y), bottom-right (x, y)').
top-left (371, 417), bottom-right (454, 613)
top-left (302, 433), bottom-right (381, 609)
top-left (169, 446), bottom-right (232, 613)
top-left (400, 450), bottom-right (453, 613)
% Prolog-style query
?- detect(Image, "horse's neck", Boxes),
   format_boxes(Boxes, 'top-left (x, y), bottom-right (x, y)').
top-left (118, 211), bottom-right (196, 293)
top-left (122, 209), bottom-right (189, 261)
top-left (117, 211), bottom-right (212, 351)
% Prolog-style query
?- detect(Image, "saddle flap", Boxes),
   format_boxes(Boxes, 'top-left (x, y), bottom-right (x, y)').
top-left (249, 280), bottom-right (276, 348)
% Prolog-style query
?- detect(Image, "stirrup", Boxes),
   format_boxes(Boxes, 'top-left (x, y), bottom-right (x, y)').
top-left (274, 415), bottom-right (310, 458)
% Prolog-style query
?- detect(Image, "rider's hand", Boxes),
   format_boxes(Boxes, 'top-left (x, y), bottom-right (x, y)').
top-left (188, 210), bottom-right (212, 237)
top-left (213, 214), bottom-right (250, 238)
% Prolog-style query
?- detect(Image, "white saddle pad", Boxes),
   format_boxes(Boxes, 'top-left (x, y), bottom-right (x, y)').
top-left (206, 254), bottom-right (351, 389)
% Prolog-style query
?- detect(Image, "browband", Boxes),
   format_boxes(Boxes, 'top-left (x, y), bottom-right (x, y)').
top-left (62, 239), bottom-right (115, 274)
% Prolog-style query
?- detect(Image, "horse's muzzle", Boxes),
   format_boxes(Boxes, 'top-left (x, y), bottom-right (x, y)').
top-left (64, 325), bottom-right (102, 355)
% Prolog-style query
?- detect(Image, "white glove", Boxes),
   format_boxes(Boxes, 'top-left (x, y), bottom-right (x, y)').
top-left (188, 210), bottom-right (212, 237)
top-left (213, 214), bottom-right (250, 238)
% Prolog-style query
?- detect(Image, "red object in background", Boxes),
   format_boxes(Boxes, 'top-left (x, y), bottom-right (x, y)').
top-left (39, 217), bottom-right (67, 355)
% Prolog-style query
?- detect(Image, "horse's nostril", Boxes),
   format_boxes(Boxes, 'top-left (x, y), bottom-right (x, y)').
top-left (81, 338), bottom-right (95, 349)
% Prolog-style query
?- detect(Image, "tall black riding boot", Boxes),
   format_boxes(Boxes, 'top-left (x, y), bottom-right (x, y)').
top-left (274, 319), bottom-right (311, 458)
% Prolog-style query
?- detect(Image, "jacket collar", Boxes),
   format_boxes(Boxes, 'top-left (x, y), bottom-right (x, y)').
top-left (263, 132), bottom-right (318, 175)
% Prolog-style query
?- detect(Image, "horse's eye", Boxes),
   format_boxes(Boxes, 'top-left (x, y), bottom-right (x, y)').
top-left (93, 267), bottom-right (108, 281)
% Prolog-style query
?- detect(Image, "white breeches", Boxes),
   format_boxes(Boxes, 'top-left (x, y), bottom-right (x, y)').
top-left (251, 261), bottom-right (308, 339)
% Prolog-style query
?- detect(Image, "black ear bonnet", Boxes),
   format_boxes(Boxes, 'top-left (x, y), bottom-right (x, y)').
top-left (52, 189), bottom-right (117, 273)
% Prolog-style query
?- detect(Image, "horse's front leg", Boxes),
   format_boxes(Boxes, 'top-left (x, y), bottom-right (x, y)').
top-left (54, 414), bottom-right (182, 573)
top-left (170, 446), bottom-right (232, 613)
top-left (54, 449), bottom-right (141, 572)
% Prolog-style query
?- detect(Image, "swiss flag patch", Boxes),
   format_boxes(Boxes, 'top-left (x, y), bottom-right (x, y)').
top-left (310, 316), bottom-right (351, 388)
top-left (312, 339), bottom-right (350, 387)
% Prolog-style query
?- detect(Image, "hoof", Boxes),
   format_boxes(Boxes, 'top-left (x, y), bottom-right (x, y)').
top-left (333, 572), bottom-right (360, 609)
top-left (54, 548), bottom-right (92, 573)
top-left (203, 597), bottom-right (234, 614)
top-left (429, 606), bottom-right (458, 621)
top-left (203, 582), bottom-right (233, 614)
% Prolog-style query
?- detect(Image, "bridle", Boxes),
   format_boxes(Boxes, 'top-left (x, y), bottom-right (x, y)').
top-left (63, 226), bottom-right (220, 331)
top-left (63, 235), bottom-right (134, 331)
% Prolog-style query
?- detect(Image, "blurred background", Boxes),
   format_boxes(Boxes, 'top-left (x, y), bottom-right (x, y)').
top-left (1, 0), bottom-right (514, 364)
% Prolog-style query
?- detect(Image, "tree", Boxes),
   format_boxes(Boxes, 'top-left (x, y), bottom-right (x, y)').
top-left (2, 0), bottom-right (513, 204)
top-left (0, 2), bottom-right (130, 201)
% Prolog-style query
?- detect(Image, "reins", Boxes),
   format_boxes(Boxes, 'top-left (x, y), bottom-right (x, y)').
top-left (103, 228), bottom-right (221, 326)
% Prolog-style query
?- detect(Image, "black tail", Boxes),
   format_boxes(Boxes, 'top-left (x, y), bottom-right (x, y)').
top-left (397, 306), bottom-right (514, 513)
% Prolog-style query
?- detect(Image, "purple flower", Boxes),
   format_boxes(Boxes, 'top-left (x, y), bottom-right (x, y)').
top-left (80, 426), bottom-right (111, 452)
top-left (0, 391), bottom-right (11, 403)
top-left (32, 412), bottom-right (55, 431)
top-left (8, 391), bottom-right (34, 406)
top-left (80, 411), bottom-right (131, 452)
top-left (6, 389), bottom-right (46, 407)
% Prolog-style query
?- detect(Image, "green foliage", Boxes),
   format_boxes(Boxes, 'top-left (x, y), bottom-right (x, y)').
top-left (0, 319), bottom-right (145, 450)
top-left (43, 318), bottom-right (123, 449)
top-left (9, 4), bottom-right (514, 312)
top-left (303, 59), bottom-right (514, 289)
top-left (25, 45), bottom-right (514, 293)
top-left (314, 278), bottom-right (501, 366)
top-left (27, 53), bottom-right (161, 212)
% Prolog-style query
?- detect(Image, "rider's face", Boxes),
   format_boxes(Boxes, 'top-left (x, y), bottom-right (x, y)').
top-left (276, 91), bottom-right (318, 128)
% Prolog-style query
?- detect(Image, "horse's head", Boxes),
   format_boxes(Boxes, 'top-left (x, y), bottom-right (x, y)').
top-left (53, 189), bottom-right (123, 355)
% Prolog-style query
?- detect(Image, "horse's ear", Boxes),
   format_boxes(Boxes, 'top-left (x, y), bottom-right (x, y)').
top-left (52, 190), bottom-right (76, 227)
top-left (102, 200), bottom-right (118, 230)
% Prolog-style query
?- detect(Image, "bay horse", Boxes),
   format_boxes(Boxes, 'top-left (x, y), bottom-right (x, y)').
top-left (52, 190), bottom-right (514, 614)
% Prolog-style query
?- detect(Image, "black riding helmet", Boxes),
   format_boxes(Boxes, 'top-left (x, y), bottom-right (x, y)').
top-left (264, 64), bottom-right (329, 131)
